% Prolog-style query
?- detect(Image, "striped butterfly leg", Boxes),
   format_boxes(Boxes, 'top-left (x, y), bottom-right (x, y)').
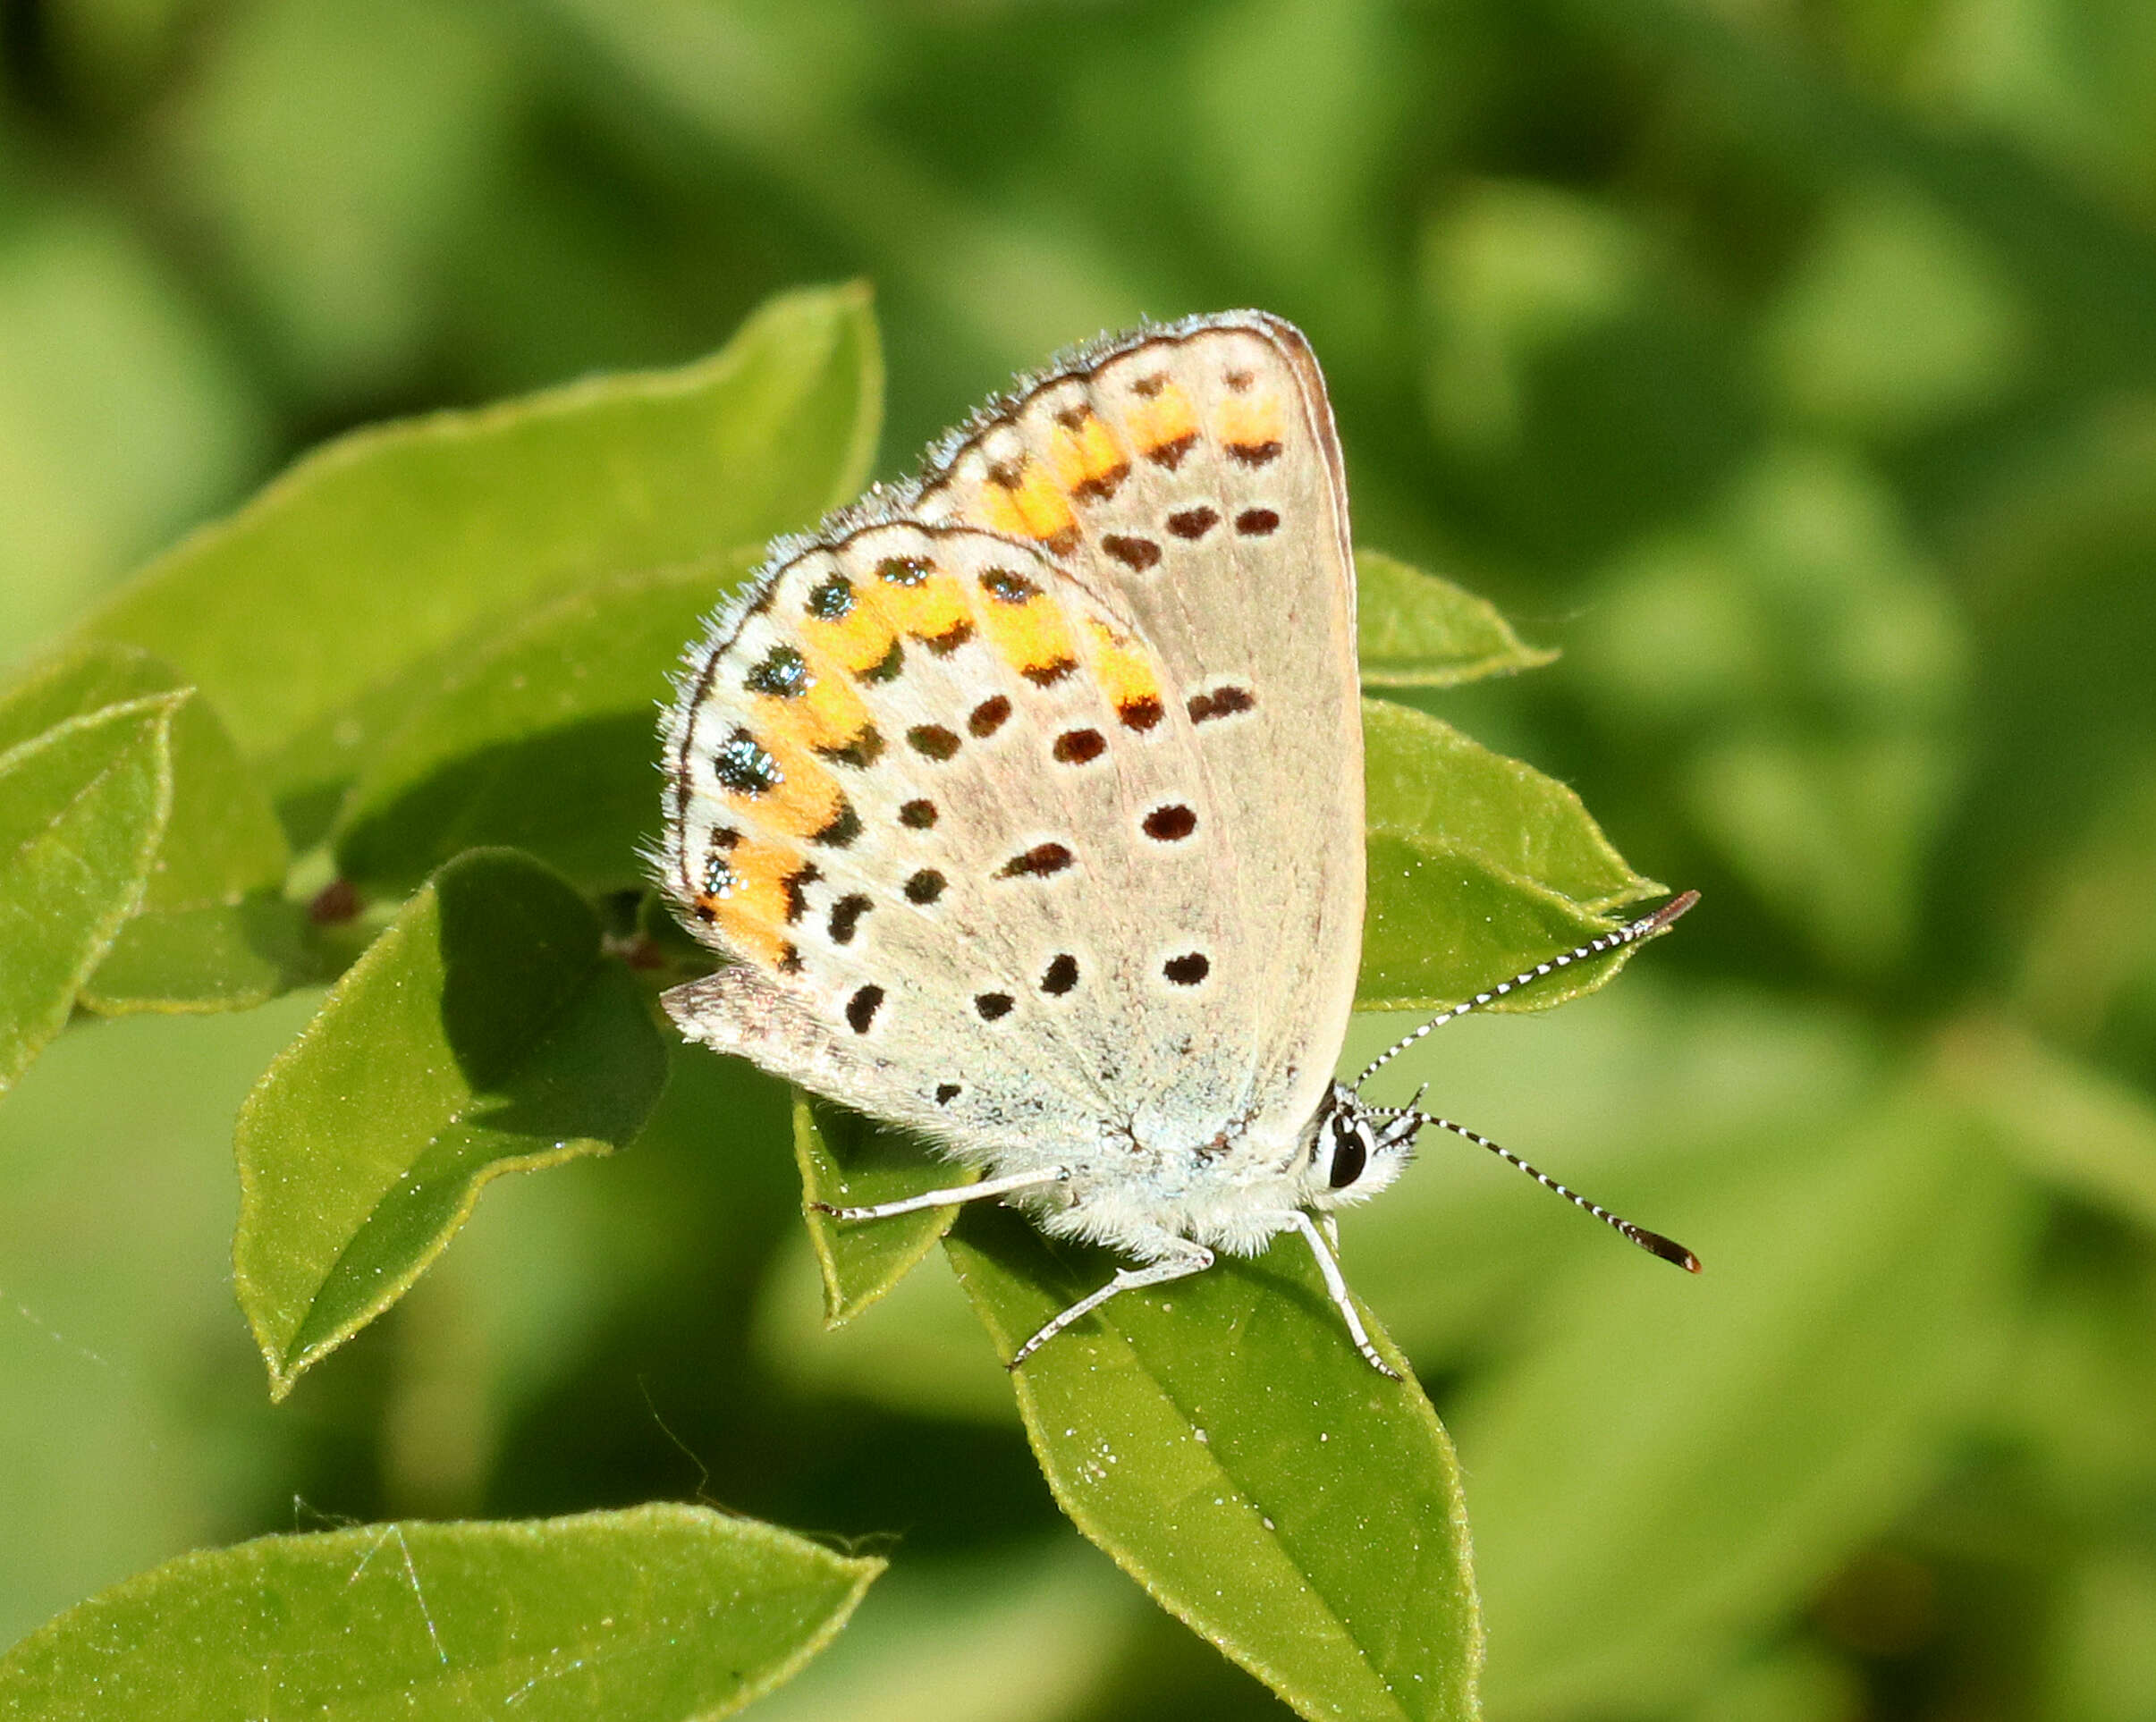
top-left (1006, 1234), bottom-right (1216, 1370)
top-left (812, 1166), bottom-right (1069, 1222)
top-left (1287, 1211), bottom-right (1401, 1380)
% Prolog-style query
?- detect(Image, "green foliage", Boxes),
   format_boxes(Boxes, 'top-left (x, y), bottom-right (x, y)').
top-left (233, 848), bottom-right (667, 1399)
top-left (1354, 551), bottom-right (1557, 688)
top-left (8, 3), bottom-right (2156, 1714)
top-left (795, 1097), bottom-right (970, 1326)
top-left (0, 1506), bottom-right (881, 1721)
top-left (1361, 703), bottom-right (1661, 1012)
top-left (77, 285), bottom-right (880, 832)
top-left (0, 642), bottom-right (298, 1014)
top-left (952, 1205), bottom-right (1479, 1722)
top-left (0, 693), bottom-right (181, 1093)
top-left (332, 558), bottom-right (756, 897)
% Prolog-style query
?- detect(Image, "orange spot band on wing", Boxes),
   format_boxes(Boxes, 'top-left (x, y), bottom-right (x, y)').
top-left (875, 565), bottom-right (971, 646)
top-left (706, 839), bottom-right (800, 968)
top-left (799, 602), bottom-right (898, 679)
top-left (975, 459), bottom-right (1079, 550)
top-left (979, 582), bottom-right (1078, 681)
top-left (723, 726), bottom-right (845, 842)
top-left (1082, 617), bottom-right (1163, 717)
top-left (1125, 381), bottom-right (1199, 461)
top-left (1046, 412), bottom-right (1129, 499)
top-left (1214, 391), bottom-right (1284, 451)
top-left (753, 671), bottom-right (870, 757)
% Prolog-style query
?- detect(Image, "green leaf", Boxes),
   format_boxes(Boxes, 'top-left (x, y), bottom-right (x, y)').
top-left (948, 1205), bottom-right (1481, 1722)
top-left (0, 643), bottom-right (298, 1014)
top-left (793, 1096), bottom-right (975, 1325)
top-left (0, 643), bottom-right (286, 907)
top-left (79, 283), bottom-right (882, 814)
top-left (0, 1504), bottom-right (881, 1721)
top-left (1360, 701), bottom-right (1664, 1012)
top-left (233, 848), bottom-right (669, 1398)
top-left (77, 898), bottom-right (313, 1017)
top-left (334, 556), bottom-right (753, 897)
top-left (1361, 835), bottom-right (1633, 1015)
top-left (0, 696), bottom-right (181, 1098)
top-left (1356, 550), bottom-right (1558, 688)
top-left (1363, 701), bottom-right (1653, 911)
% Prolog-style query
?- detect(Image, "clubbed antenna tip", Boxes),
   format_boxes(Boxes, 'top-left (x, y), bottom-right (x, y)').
top-left (1637, 890), bottom-right (1701, 936)
top-left (1623, 1223), bottom-right (1703, 1273)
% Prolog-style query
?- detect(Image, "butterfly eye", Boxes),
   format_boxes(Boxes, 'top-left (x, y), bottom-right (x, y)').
top-left (1327, 1128), bottom-right (1368, 1190)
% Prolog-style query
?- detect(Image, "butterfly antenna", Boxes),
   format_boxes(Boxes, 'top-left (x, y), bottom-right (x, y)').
top-left (1405, 1109), bottom-right (1701, 1271)
top-left (1354, 891), bottom-right (1699, 1089)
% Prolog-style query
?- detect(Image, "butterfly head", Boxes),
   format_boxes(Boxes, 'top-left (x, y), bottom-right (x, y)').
top-left (1300, 1082), bottom-right (1418, 1210)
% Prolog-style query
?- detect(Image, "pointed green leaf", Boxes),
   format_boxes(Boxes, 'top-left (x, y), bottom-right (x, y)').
top-left (948, 1205), bottom-right (1482, 1722)
top-left (0, 1505), bottom-right (881, 1721)
top-left (1363, 700), bottom-right (1654, 912)
top-left (793, 1096), bottom-right (974, 1325)
top-left (80, 284), bottom-right (882, 813)
top-left (1361, 834), bottom-right (1631, 1015)
top-left (0, 643), bottom-right (286, 911)
top-left (233, 848), bottom-right (668, 1398)
top-left (0, 696), bottom-right (181, 1097)
top-left (0, 644), bottom-right (295, 1012)
top-left (1361, 701), bottom-right (1665, 1012)
top-left (334, 556), bottom-right (753, 897)
top-left (1357, 550), bottom-right (1558, 687)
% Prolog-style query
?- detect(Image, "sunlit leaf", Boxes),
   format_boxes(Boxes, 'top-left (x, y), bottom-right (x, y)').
top-left (0, 643), bottom-right (295, 1012)
top-left (1357, 550), bottom-right (1557, 687)
top-left (334, 556), bottom-right (752, 897)
top-left (949, 1205), bottom-right (1481, 1722)
top-left (793, 1096), bottom-right (973, 1325)
top-left (1361, 701), bottom-right (1664, 1012)
top-left (0, 696), bottom-right (180, 1097)
top-left (233, 848), bottom-right (668, 1398)
top-left (80, 284), bottom-right (882, 820)
top-left (0, 1505), bottom-right (881, 1721)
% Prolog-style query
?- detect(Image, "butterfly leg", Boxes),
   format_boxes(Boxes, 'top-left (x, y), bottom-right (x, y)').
top-left (1288, 1211), bottom-right (1401, 1380)
top-left (1007, 1237), bottom-right (1215, 1371)
top-left (813, 1167), bottom-right (1068, 1222)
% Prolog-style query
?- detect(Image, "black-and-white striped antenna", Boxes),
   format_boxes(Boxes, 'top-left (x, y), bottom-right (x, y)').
top-left (1368, 1102), bottom-right (1701, 1271)
top-left (1354, 891), bottom-right (1700, 1090)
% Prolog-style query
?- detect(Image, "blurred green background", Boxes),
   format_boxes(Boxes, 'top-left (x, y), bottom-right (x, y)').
top-left (7, 1), bottom-right (2156, 1717)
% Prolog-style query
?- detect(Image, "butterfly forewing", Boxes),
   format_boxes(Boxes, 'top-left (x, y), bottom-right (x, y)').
top-left (661, 311), bottom-right (1362, 1178)
top-left (915, 314), bottom-right (1363, 1156)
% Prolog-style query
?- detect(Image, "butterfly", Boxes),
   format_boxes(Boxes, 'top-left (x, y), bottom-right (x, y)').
top-left (655, 309), bottom-right (1696, 1376)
